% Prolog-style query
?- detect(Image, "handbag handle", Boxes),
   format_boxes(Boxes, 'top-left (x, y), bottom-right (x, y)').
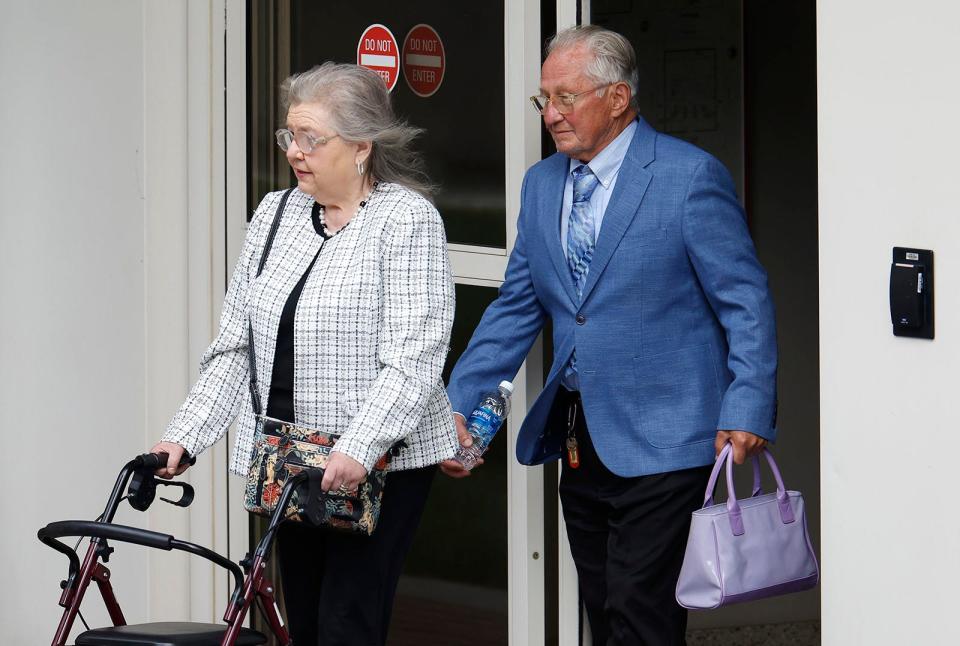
top-left (703, 443), bottom-right (796, 536)
top-left (704, 448), bottom-right (762, 508)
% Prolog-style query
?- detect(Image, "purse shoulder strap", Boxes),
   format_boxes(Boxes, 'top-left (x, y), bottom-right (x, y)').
top-left (248, 188), bottom-right (295, 415)
top-left (256, 188), bottom-right (295, 278)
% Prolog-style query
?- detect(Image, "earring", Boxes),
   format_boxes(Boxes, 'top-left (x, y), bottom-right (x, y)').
top-left (356, 161), bottom-right (364, 176)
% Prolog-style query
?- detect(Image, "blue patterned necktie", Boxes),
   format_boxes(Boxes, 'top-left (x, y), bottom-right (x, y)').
top-left (564, 164), bottom-right (600, 388)
top-left (567, 164), bottom-right (600, 297)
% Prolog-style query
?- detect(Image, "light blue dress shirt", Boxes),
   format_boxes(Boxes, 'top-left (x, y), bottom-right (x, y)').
top-left (560, 119), bottom-right (637, 391)
top-left (560, 119), bottom-right (638, 257)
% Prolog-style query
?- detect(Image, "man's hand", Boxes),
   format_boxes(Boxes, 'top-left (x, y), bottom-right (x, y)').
top-left (149, 441), bottom-right (191, 479)
top-left (714, 430), bottom-right (767, 465)
top-left (440, 414), bottom-right (482, 478)
top-left (321, 451), bottom-right (368, 493)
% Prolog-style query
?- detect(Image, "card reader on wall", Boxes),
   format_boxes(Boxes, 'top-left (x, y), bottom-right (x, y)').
top-left (890, 247), bottom-right (934, 339)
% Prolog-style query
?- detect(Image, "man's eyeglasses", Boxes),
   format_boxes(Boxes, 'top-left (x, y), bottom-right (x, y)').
top-left (275, 128), bottom-right (340, 154)
top-left (529, 84), bottom-right (610, 115)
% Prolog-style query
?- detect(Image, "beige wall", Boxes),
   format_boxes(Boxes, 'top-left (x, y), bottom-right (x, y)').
top-left (1, 2), bottom-right (150, 640)
top-left (0, 1), bottom-right (232, 642)
top-left (819, 1), bottom-right (960, 644)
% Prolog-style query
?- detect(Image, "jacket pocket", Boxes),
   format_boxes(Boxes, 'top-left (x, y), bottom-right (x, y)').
top-left (632, 344), bottom-right (721, 449)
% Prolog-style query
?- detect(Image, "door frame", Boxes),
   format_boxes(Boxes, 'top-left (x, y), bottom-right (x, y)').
top-left (219, 1), bottom-right (571, 643)
top-left (553, 4), bottom-right (582, 645)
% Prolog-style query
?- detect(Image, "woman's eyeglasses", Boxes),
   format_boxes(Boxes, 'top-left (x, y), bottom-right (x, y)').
top-left (275, 128), bottom-right (340, 154)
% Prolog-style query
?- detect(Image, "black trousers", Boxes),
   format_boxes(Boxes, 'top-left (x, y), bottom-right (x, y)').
top-left (276, 465), bottom-right (436, 646)
top-left (556, 391), bottom-right (711, 646)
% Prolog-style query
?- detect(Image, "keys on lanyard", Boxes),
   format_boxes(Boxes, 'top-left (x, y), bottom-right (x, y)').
top-left (566, 397), bottom-right (581, 469)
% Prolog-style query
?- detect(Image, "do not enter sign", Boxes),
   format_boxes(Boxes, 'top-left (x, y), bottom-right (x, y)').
top-left (357, 24), bottom-right (399, 92)
top-left (402, 24), bottom-right (445, 97)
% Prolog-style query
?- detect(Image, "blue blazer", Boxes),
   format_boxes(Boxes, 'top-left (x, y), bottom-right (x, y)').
top-left (447, 119), bottom-right (777, 477)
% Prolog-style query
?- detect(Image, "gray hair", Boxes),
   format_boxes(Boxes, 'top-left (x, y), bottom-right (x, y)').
top-left (280, 62), bottom-right (435, 198)
top-left (546, 25), bottom-right (639, 110)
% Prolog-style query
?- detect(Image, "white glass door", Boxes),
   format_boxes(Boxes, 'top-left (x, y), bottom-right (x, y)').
top-left (229, 1), bottom-right (549, 643)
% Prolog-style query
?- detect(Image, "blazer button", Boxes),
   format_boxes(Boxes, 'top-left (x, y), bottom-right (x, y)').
top-left (576, 314), bottom-right (586, 325)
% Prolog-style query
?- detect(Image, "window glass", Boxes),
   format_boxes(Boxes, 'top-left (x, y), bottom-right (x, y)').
top-left (592, 0), bottom-right (745, 194)
top-left (390, 283), bottom-right (508, 645)
top-left (248, 1), bottom-right (507, 249)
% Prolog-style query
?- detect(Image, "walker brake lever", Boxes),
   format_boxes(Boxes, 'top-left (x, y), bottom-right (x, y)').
top-left (128, 459), bottom-right (196, 511)
top-left (302, 468), bottom-right (328, 526)
top-left (158, 480), bottom-right (195, 508)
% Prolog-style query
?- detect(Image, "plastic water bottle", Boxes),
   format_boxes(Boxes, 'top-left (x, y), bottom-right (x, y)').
top-left (455, 381), bottom-right (514, 470)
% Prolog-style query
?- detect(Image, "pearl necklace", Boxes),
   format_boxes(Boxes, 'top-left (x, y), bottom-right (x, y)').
top-left (317, 181), bottom-right (380, 237)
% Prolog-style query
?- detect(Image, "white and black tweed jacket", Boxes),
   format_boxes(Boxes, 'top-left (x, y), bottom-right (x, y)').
top-left (162, 183), bottom-right (459, 476)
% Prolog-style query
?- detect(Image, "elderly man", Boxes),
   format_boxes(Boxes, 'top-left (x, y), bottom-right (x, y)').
top-left (443, 25), bottom-right (777, 645)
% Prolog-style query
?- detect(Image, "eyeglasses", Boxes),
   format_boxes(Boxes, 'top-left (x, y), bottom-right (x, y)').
top-left (529, 84), bottom-right (610, 115)
top-left (275, 128), bottom-right (339, 154)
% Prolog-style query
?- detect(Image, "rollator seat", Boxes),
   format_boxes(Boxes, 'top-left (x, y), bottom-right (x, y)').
top-left (75, 621), bottom-right (267, 646)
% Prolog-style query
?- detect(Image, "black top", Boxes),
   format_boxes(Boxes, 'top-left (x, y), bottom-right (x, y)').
top-left (264, 203), bottom-right (329, 422)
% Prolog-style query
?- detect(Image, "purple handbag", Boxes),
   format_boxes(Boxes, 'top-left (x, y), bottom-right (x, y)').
top-left (675, 444), bottom-right (819, 609)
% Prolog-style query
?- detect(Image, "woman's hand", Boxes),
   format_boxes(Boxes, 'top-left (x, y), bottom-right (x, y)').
top-left (321, 451), bottom-right (368, 494)
top-left (149, 441), bottom-right (191, 479)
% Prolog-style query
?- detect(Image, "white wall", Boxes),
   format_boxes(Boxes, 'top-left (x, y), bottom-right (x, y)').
top-left (0, 1), bottom-right (149, 641)
top-left (0, 1), bottom-right (229, 642)
top-left (819, 2), bottom-right (960, 644)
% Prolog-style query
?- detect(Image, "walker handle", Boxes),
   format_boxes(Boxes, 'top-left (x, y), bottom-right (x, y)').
top-left (137, 451), bottom-right (196, 471)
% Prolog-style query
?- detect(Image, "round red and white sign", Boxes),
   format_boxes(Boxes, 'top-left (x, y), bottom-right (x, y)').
top-left (402, 24), bottom-right (445, 97)
top-left (357, 24), bottom-right (399, 92)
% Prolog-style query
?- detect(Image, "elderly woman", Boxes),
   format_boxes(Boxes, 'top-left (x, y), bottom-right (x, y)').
top-left (149, 62), bottom-right (458, 645)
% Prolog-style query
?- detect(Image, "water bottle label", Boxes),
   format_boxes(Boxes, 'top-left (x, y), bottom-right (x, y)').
top-left (468, 406), bottom-right (501, 447)
top-left (473, 408), bottom-right (494, 424)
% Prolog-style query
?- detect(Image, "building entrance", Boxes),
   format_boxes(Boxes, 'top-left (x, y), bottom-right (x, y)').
top-left (241, 1), bottom-right (819, 644)
top-left (244, 2), bottom-right (544, 644)
top-left (590, 0), bottom-right (821, 641)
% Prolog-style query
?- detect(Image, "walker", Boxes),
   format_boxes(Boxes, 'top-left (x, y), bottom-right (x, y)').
top-left (37, 451), bottom-right (314, 645)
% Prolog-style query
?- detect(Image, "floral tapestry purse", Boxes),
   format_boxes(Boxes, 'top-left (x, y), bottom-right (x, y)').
top-left (243, 416), bottom-right (396, 535)
top-left (241, 189), bottom-right (400, 535)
